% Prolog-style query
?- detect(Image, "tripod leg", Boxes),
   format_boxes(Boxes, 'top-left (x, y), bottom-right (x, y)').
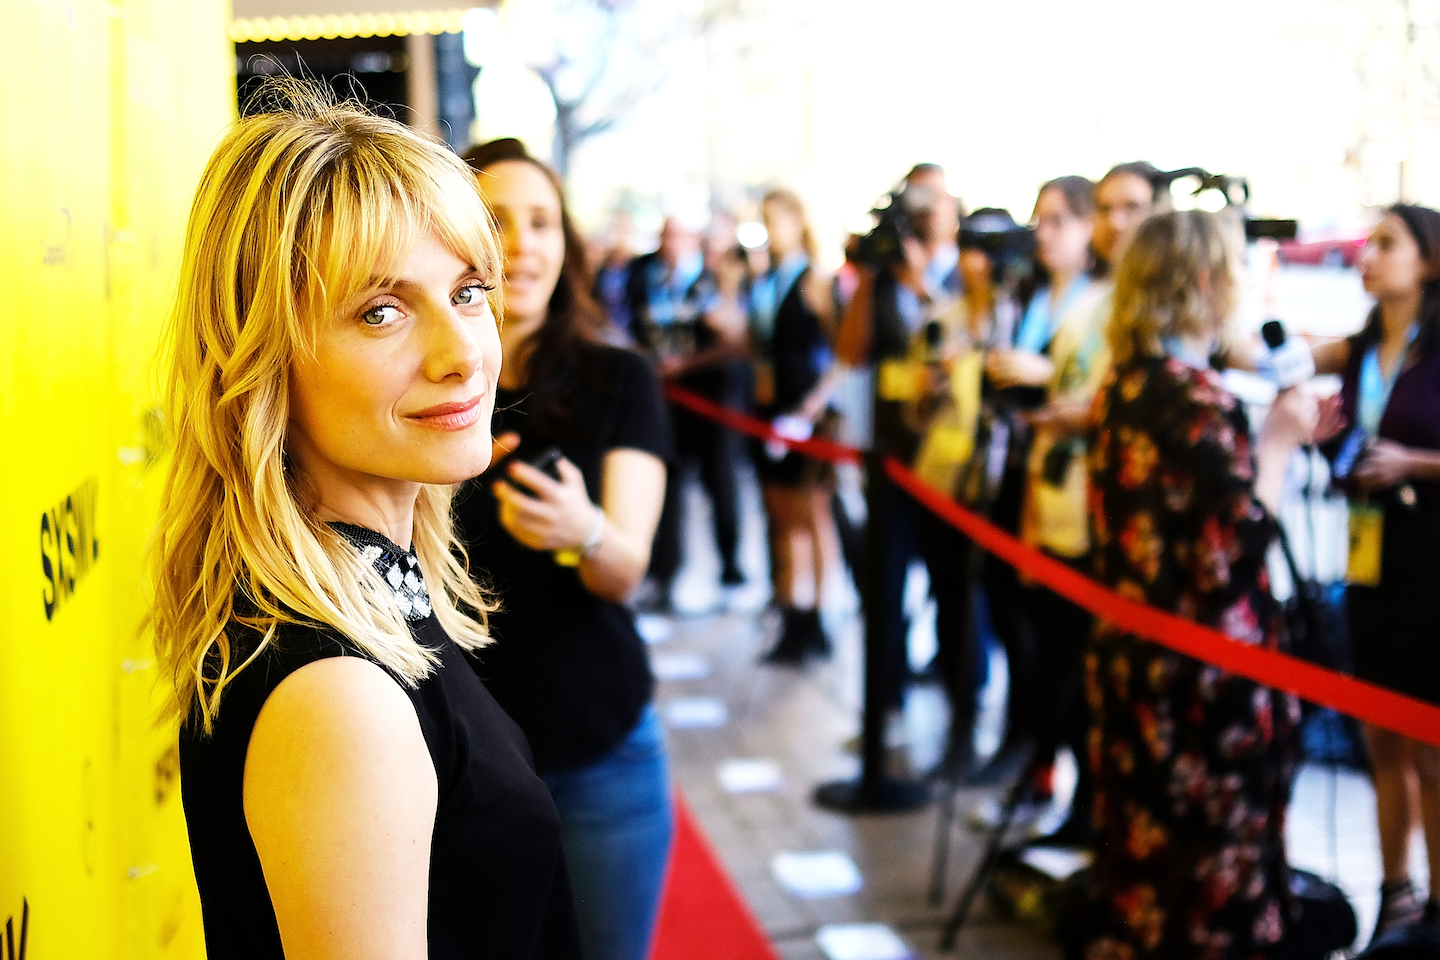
top-left (939, 768), bottom-right (1033, 950)
top-left (938, 642), bottom-right (1090, 951)
top-left (929, 777), bottom-right (959, 905)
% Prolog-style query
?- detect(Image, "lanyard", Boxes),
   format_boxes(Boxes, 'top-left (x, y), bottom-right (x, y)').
top-left (749, 253), bottom-right (808, 345)
top-left (646, 251), bottom-right (704, 327)
top-left (1015, 275), bottom-right (1091, 354)
top-left (1357, 323), bottom-right (1419, 436)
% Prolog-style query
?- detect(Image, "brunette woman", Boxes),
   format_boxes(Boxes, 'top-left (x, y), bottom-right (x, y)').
top-left (1080, 210), bottom-right (1319, 959)
top-left (749, 188), bottom-right (841, 662)
top-left (455, 138), bottom-right (673, 960)
top-left (1314, 204), bottom-right (1440, 939)
top-left (1014, 176), bottom-right (1106, 839)
top-left (156, 90), bottom-right (581, 959)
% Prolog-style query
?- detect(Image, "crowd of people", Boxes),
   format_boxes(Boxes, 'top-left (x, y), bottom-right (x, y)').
top-left (151, 81), bottom-right (1440, 960)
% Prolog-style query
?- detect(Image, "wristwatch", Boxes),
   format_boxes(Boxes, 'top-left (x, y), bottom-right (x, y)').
top-left (554, 506), bottom-right (606, 567)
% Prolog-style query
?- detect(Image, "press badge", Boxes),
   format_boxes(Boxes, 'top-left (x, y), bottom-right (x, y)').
top-left (1346, 503), bottom-right (1384, 587)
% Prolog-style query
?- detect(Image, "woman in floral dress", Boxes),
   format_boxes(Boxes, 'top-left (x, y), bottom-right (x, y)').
top-left (1079, 211), bottom-right (1319, 960)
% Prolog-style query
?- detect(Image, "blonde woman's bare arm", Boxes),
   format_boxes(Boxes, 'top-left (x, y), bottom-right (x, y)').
top-left (244, 657), bottom-right (436, 960)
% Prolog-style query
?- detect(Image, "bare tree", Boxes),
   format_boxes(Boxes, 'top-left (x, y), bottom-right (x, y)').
top-left (518, 0), bottom-right (747, 177)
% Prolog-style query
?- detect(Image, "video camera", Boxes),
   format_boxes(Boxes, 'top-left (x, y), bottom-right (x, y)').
top-left (853, 186), bottom-right (919, 268)
top-left (959, 207), bottom-right (1035, 286)
top-left (1155, 167), bottom-right (1297, 241)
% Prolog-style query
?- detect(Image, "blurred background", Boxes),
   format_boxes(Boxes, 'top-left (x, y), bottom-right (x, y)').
top-left (233, 0), bottom-right (1440, 261)
top-left (1, 0), bottom-right (1434, 956)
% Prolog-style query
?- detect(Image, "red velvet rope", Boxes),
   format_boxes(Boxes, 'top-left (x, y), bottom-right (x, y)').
top-left (663, 384), bottom-right (1440, 748)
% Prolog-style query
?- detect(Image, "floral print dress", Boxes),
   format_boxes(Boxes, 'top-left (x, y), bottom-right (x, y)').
top-left (1079, 357), bottom-right (1300, 960)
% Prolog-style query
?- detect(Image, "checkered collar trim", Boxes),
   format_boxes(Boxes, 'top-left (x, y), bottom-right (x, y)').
top-left (329, 522), bottom-right (433, 623)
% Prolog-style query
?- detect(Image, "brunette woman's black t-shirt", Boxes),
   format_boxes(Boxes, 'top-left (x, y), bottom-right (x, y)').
top-left (454, 345), bottom-right (672, 774)
top-left (177, 526), bottom-right (583, 959)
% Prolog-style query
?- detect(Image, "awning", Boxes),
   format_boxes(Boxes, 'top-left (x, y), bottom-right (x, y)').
top-left (229, 5), bottom-right (484, 43)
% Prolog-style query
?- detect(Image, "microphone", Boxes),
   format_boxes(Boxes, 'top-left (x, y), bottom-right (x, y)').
top-left (1258, 319), bottom-right (1314, 390)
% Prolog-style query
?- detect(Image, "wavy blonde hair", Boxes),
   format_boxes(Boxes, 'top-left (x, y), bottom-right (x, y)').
top-left (1107, 209), bottom-right (1240, 366)
top-left (150, 84), bottom-right (500, 733)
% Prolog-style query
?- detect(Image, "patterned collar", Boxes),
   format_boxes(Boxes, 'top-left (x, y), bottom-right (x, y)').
top-left (329, 522), bottom-right (433, 622)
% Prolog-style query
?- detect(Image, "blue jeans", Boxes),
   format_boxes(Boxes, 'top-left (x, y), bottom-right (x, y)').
top-left (542, 704), bottom-right (674, 960)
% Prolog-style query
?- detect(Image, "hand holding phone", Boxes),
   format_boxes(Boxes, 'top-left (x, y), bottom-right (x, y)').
top-left (493, 445), bottom-right (600, 557)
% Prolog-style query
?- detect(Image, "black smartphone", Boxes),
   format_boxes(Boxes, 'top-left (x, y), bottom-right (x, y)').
top-left (526, 447), bottom-right (564, 481)
top-left (488, 445), bottom-right (564, 488)
top-left (1330, 427), bottom-right (1368, 483)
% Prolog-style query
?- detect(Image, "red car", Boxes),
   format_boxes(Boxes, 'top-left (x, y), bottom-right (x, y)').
top-left (1277, 228), bottom-right (1367, 268)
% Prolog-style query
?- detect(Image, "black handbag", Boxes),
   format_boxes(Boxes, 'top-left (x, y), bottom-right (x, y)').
top-left (1275, 524), bottom-right (1346, 671)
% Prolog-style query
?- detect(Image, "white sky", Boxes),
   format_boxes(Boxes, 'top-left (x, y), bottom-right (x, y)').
top-left (474, 0), bottom-right (1436, 256)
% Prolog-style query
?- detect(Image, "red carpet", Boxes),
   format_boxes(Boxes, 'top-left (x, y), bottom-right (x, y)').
top-left (650, 793), bottom-right (782, 960)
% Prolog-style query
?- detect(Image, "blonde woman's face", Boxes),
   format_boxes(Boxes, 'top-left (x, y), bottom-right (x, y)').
top-left (287, 230), bottom-right (502, 495)
top-left (762, 200), bottom-right (804, 259)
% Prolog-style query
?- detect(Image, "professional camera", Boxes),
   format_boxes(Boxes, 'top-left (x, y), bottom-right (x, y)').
top-left (959, 207), bottom-right (1035, 287)
top-left (853, 184), bottom-right (932, 267)
top-left (1157, 167), bottom-right (1298, 241)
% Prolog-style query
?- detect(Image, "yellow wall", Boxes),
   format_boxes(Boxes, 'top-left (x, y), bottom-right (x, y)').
top-left (0, 0), bottom-right (234, 955)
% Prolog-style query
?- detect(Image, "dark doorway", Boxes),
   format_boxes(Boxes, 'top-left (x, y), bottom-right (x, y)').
top-left (236, 36), bottom-right (410, 121)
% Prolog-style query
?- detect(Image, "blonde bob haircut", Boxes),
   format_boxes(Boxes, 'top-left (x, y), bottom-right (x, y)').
top-left (1107, 209), bottom-right (1240, 367)
top-left (150, 82), bottom-right (499, 733)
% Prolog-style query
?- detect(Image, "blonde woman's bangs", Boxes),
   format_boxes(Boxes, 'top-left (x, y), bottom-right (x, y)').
top-left (297, 137), bottom-right (502, 339)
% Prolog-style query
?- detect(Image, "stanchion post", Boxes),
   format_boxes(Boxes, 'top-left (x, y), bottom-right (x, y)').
top-left (814, 451), bottom-right (931, 813)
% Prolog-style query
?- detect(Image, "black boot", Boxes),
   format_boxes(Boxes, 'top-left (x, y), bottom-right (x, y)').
top-left (760, 608), bottom-right (810, 666)
top-left (798, 608), bottom-right (831, 660)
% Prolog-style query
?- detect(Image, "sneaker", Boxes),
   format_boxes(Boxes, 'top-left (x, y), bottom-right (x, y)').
top-left (1370, 879), bottom-right (1425, 946)
top-left (965, 795), bottom-right (1048, 832)
top-left (1027, 810), bottom-right (1095, 847)
top-left (962, 739), bottom-right (1035, 788)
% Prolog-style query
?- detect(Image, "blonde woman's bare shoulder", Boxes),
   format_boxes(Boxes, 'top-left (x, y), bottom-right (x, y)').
top-left (244, 655), bottom-right (436, 958)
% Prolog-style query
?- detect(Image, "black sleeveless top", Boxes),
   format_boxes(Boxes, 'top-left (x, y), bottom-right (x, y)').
top-left (761, 267), bottom-right (829, 418)
top-left (178, 524), bottom-right (583, 959)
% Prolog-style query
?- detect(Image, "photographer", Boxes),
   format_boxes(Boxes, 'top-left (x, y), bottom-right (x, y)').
top-left (456, 139), bottom-right (673, 960)
top-left (1313, 204), bottom-right (1440, 940)
top-left (911, 208), bottom-right (1034, 778)
top-left (836, 163), bottom-right (962, 722)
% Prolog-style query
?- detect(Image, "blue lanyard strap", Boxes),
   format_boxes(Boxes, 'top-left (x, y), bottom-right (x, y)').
top-left (646, 252), bottom-right (704, 327)
top-left (1015, 275), bottom-right (1091, 354)
top-left (1358, 322), bottom-right (1419, 436)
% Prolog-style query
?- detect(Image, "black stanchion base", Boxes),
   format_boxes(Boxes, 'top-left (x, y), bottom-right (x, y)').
top-left (813, 776), bottom-right (932, 814)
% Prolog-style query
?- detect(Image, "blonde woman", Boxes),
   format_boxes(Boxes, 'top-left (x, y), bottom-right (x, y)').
top-left (1078, 211), bottom-right (1320, 959)
top-left (151, 88), bottom-right (582, 959)
top-left (749, 188), bottom-right (841, 663)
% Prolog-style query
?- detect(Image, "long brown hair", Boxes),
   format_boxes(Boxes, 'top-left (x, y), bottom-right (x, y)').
top-left (462, 138), bottom-right (613, 437)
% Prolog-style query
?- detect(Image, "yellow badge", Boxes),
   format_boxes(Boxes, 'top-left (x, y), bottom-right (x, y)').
top-left (877, 358), bottom-right (921, 402)
top-left (1346, 503), bottom-right (1384, 587)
